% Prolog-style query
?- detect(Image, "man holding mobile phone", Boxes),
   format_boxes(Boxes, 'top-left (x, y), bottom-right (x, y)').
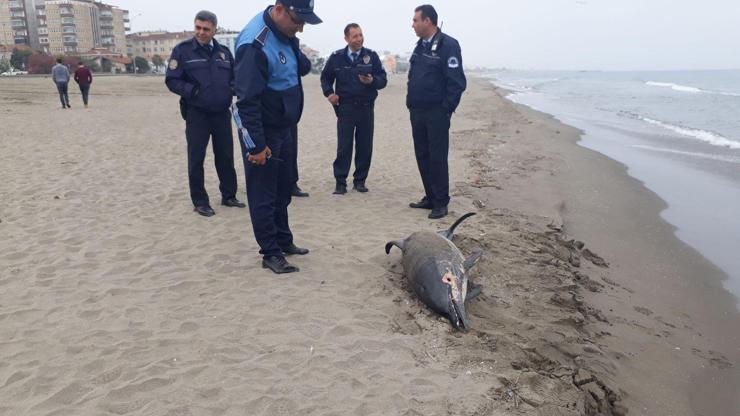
top-left (320, 23), bottom-right (387, 195)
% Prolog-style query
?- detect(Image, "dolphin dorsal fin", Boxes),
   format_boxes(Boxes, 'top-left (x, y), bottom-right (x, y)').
top-left (438, 212), bottom-right (477, 240)
top-left (385, 240), bottom-right (406, 254)
top-left (463, 251), bottom-right (483, 271)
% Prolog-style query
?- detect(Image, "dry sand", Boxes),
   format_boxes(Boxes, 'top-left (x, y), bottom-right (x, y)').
top-left (0, 74), bottom-right (737, 415)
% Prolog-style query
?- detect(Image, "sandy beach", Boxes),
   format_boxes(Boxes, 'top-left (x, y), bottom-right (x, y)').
top-left (0, 74), bottom-right (738, 415)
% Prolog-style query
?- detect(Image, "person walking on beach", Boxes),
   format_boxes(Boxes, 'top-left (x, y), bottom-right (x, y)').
top-left (52, 58), bottom-right (71, 109)
top-left (165, 10), bottom-right (245, 218)
top-left (234, 0), bottom-right (321, 274)
top-left (73, 62), bottom-right (93, 108)
top-left (321, 23), bottom-right (387, 195)
top-left (406, 4), bottom-right (466, 219)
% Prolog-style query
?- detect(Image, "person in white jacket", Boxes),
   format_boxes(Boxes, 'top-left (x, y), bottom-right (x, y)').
top-left (51, 58), bottom-right (71, 108)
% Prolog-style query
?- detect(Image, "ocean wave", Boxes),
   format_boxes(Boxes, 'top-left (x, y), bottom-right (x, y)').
top-left (630, 145), bottom-right (740, 163)
top-left (638, 117), bottom-right (740, 149)
top-left (646, 81), bottom-right (740, 97)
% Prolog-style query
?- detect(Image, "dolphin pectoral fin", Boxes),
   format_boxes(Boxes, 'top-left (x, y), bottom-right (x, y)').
top-left (385, 240), bottom-right (405, 254)
top-left (463, 251), bottom-right (483, 271)
top-left (439, 212), bottom-right (477, 240)
top-left (466, 282), bottom-right (483, 301)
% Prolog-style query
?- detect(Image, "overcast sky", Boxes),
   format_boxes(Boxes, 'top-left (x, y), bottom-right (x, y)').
top-left (115, 0), bottom-right (740, 71)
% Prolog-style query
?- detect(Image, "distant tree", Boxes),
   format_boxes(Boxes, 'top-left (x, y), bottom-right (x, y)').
top-left (151, 54), bottom-right (164, 69)
top-left (27, 53), bottom-right (55, 74)
top-left (310, 56), bottom-right (325, 74)
top-left (81, 57), bottom-right (101, 73)
top-left (0, 58), bottom-right (10, 73)
top-left (10, 48), bottom-right (32, 70)
top-left (126, 56), bottom-right (150, 73)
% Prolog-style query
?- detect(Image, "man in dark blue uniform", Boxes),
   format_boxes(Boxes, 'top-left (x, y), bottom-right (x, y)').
top-left (165, 11), bottom-right (245, 217)
top-left (407, 4), bottom-right (467, 219)
top-left (320, 23), bottom-right (387, 195)
top-left (234, 0), bottom-right (321, 274)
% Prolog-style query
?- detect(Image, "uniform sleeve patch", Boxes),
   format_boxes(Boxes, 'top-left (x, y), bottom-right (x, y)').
top-left (169, 59), bottom-right (178, 70)
top-left (447, 57), bottom-right (460, 69)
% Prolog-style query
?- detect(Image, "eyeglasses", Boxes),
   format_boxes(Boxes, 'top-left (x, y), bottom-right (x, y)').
top-left (286, 9), bottom-right (305, 26)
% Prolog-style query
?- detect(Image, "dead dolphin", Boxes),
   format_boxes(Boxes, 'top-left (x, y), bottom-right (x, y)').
top-left (385, 213), bottom-right (482, 330)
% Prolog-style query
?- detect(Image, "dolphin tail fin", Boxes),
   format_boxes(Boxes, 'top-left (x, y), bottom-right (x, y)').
top-left (438, 212), bottom-right (477, 240)
top-left (463, 251), bottom-right (483, 271)
top-left (385, 240), bottom-right (405, 254)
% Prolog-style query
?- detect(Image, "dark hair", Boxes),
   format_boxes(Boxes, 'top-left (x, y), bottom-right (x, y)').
top-left (56, 57), bottom-right (63, 63)
top-left (344, 23), bottom-right (360, 37)
top-left (415, 4), bottom-right (438, 26)
top-left (78, 61), bottom-right (84, 66)
top-left (194, 10), bottom-right (217, 27)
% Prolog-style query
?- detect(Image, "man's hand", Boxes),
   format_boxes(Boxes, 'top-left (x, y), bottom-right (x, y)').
top-left (248, 146), bottom-right (272, 166)
top-left (358, 73), bottom-right (373, 85)
top-left (328, 93), bottom-right (340, 106)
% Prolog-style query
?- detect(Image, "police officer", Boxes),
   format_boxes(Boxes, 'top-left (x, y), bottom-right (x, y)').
top-left (234, 0), bottom-right (321, 274)
top-left (165, 10), bottom-right (245, 217)
top-left (407, 4), bottom-right (466, 219)
top-left (320, 23), bottom-right (387, 195)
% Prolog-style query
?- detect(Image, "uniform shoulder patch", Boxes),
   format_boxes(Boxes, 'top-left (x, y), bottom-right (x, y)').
top-left (447, 56), bottom-right (460, 69)
top-left (169, 59), bottom-right (178, 70)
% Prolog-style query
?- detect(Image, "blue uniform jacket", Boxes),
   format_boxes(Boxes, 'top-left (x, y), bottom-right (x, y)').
top-left (320, 47), bottom-right (387, 104)
top-left (165, 37), bottom-right (234, 112)
top-left (406, 30), bottom-right (467, 113)
top-left (234, 7), bottom-right (311, 155)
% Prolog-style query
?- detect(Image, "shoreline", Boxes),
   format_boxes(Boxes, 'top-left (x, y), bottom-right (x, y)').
top-left (464, 76), bottom-right (740, 414)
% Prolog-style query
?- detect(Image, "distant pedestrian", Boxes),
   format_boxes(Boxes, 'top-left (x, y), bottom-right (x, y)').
top-left (73, 62), bottom-right (93, 108)
top-left (52, 58), bottom-right (71, 109)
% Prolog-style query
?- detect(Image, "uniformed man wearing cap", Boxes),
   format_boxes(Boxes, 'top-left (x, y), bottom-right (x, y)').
top-left (234, 0), bottom-right (321, 274)
top-left (406, 4), bottom-right (466, 219)
top-left (165, 10), bottom-right (245, 217)
top-left (320, 23), bottom-right (387, 195)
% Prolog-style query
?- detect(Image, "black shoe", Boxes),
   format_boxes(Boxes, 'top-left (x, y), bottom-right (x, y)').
top-left (292, 184), bottom-right (310, 197)
top-left (282, 244), bottom-right (309, 256)
top-left (194, 205), bottom-right (215, 217)
top-left (428, 206), bottom-right (448, 219)
top-left (333, 183), bottom-right (347, 195)
top-left (409, 196), bottom-right (433, 209)
top-left (262, 255), bottom-right (300, 274)
top-left (221, 197), bottom-right (246, 208)
top-left (353, 183), bottom-right (369, 193)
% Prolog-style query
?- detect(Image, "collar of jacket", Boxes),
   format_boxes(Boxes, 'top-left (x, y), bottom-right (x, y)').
top-left (189, 37), bottom-right (222, 53)
top-left (263, 6), bottom-right (301, 53)
top-left (416, 29), bottom-right (443, 50)
top-left (344, 46), bottom-right (366, 61)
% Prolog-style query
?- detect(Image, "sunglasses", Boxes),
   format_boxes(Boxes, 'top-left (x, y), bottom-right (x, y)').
top-left (286, 9), bottom-right (305, 26)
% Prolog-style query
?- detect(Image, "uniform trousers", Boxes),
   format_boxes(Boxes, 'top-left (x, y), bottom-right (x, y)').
top-left (185, 106), bottom-right (238, 207)
top-left (333, 102), bottom-right (374, 185)
top-left (410, 106), bottom-right (451, 209)
top-left (240, 127), bottom-right (296, 258)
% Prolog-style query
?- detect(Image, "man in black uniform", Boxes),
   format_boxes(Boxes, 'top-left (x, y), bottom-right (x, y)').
top-left (320, 23), bottom-right (387, 195)
top-left (407, 4), bottom-right (466, 219)
top-left (165, 11), bottom-right (245, 217)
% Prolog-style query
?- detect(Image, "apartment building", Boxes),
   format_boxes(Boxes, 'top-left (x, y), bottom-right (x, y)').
top-left (0, 0), bottom-right (32, 47)
top-left (35, 0), bottom-right (129, 55)
top-left (127, 31), bottom-right (192, 62)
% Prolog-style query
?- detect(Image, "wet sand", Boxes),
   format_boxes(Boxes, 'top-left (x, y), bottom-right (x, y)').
top-left (0, 74), bottom-right (737, 415)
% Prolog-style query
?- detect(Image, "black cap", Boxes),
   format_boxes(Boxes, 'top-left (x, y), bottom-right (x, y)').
top-left (280, 0), bottom-right (322, 25)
